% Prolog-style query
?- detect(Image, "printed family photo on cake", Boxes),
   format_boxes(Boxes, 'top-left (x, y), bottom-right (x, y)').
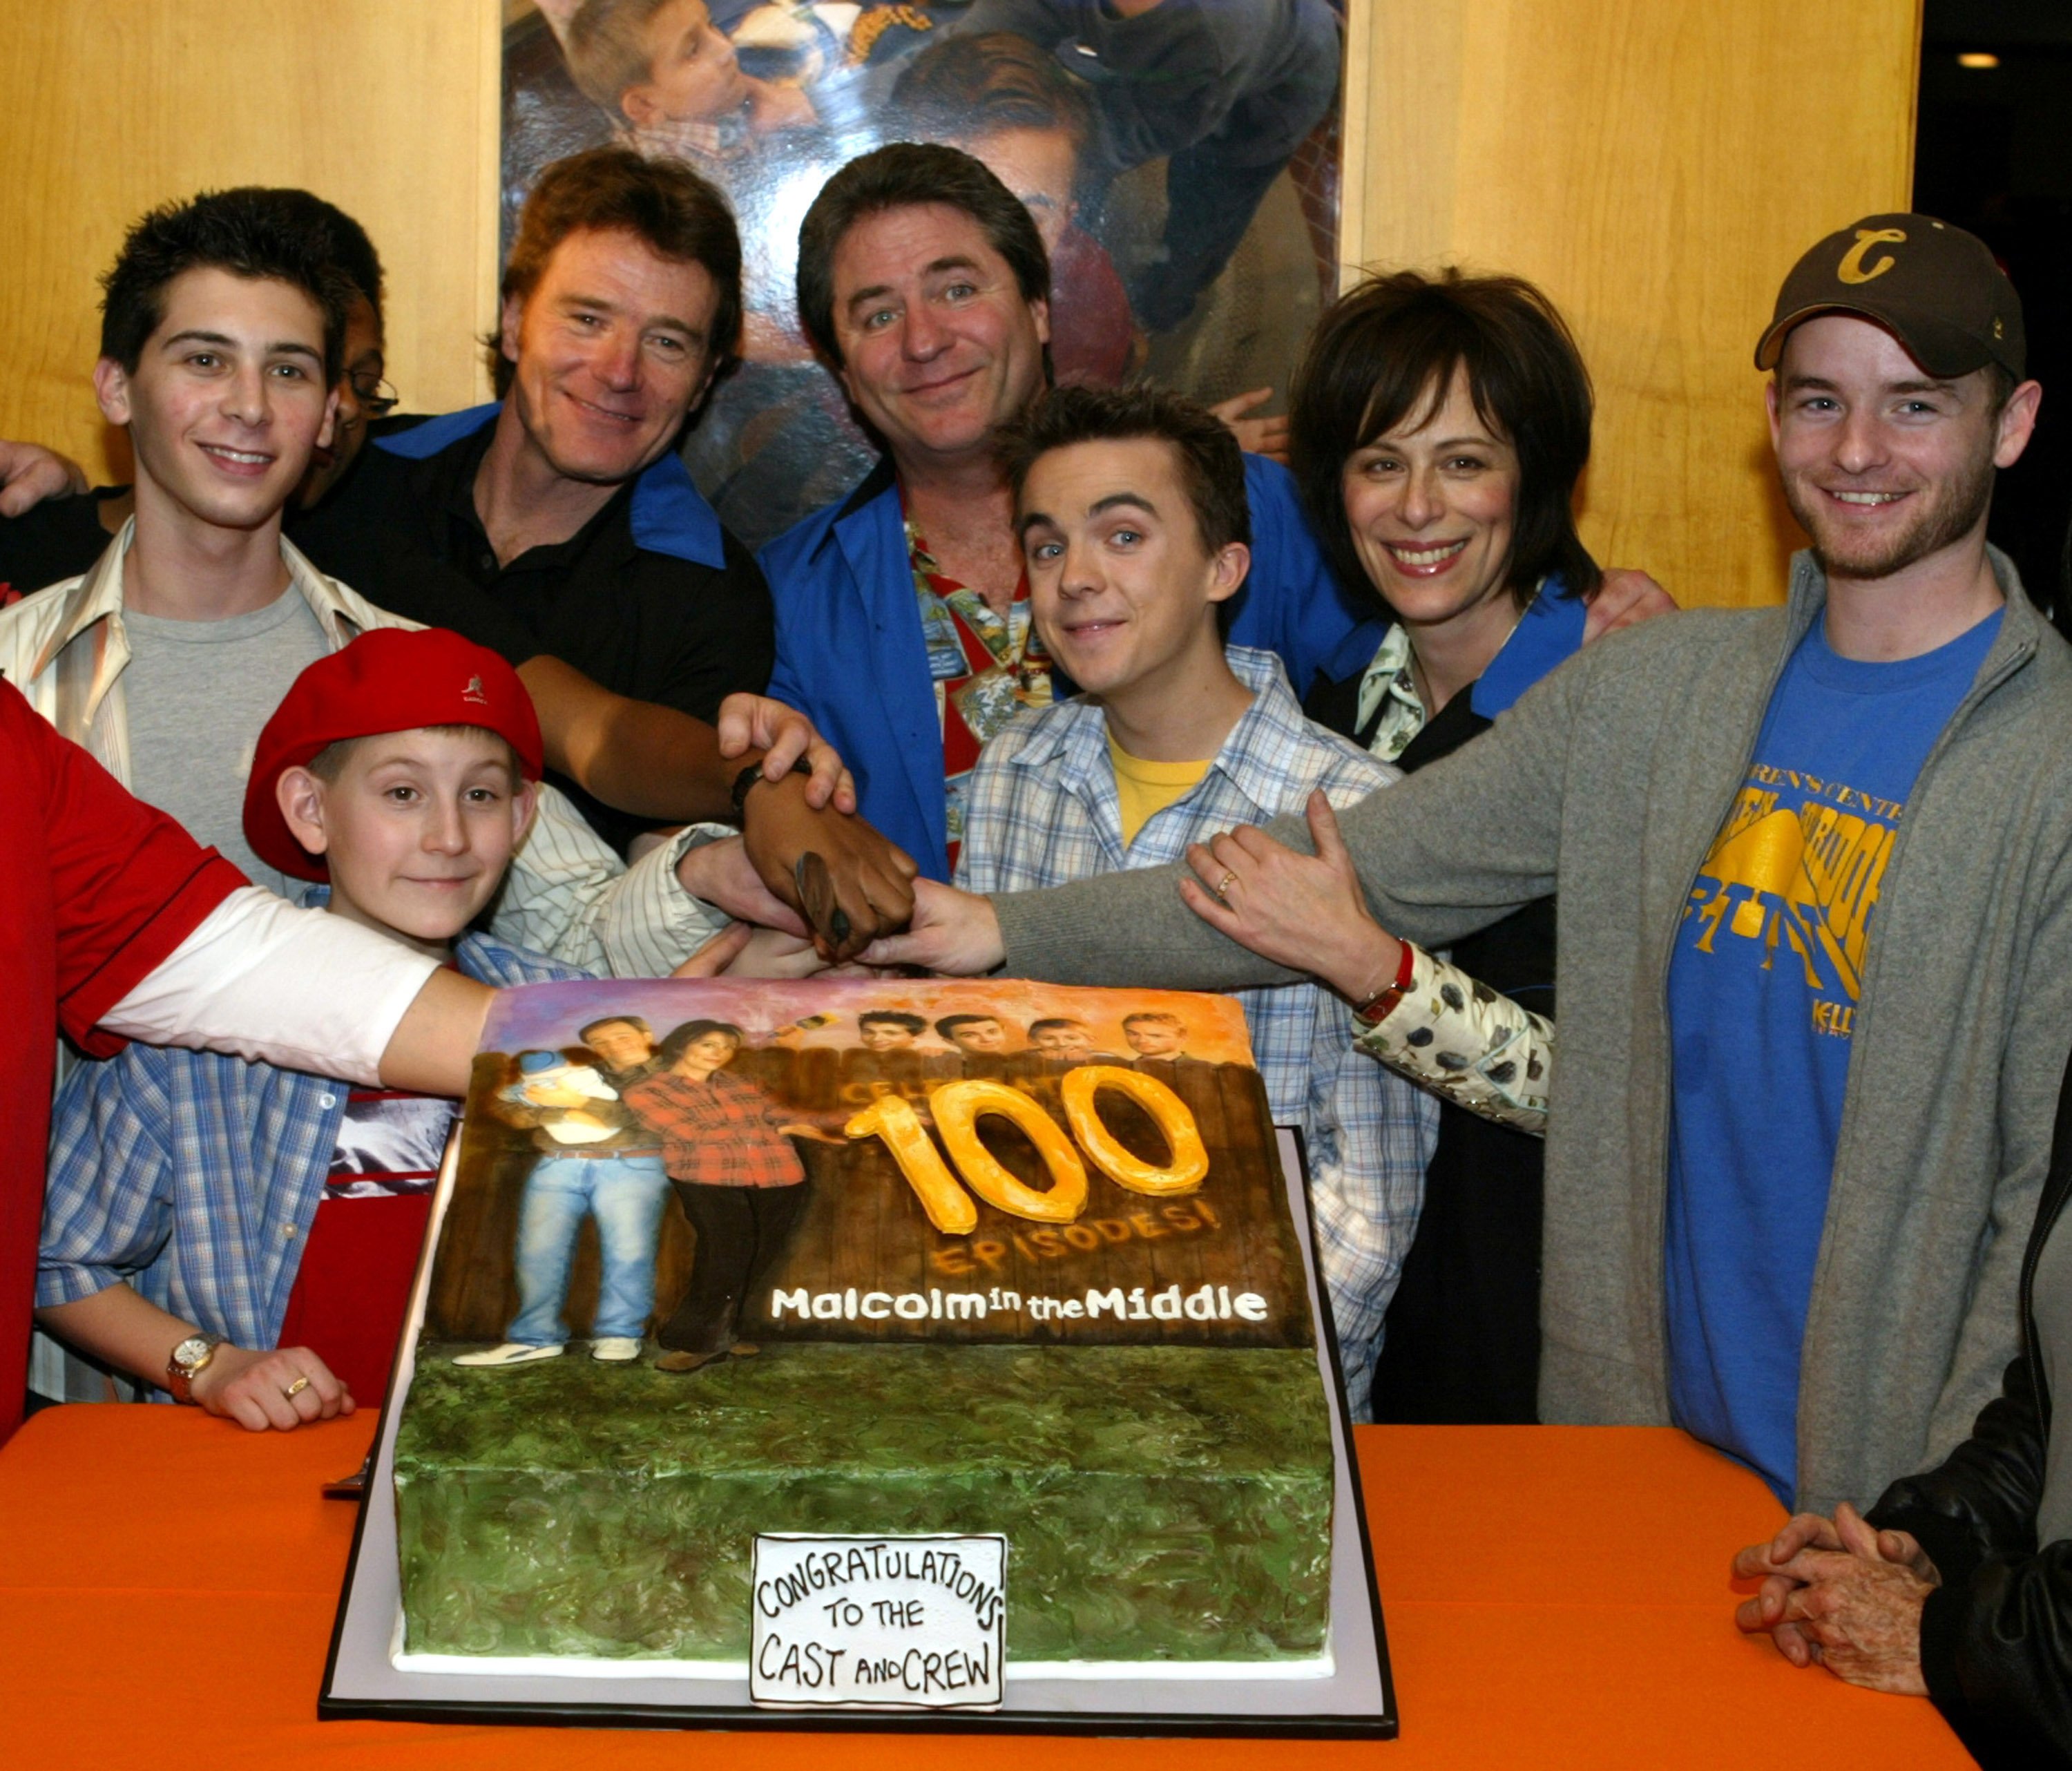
top-left (500, 0), bottom-right (1348, 547)
top-left (423, 975), bottom-right (1314, 1363)
top-left (393, 976), bottom-right (1335, 1672)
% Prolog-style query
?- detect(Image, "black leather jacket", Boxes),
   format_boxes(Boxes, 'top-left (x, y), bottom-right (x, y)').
top-left (1868, 1044), bottom-right (2072, 1768)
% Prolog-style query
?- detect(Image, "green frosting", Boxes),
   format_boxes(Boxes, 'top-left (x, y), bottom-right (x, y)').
top-left (396, 1343), bottom-right (1333, 1664)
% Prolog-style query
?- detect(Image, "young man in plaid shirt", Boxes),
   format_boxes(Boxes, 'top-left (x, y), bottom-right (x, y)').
top-left (955, 385), bottom-right (1436, 1418)
top-left (37, 629), bottom-right (752, 1423)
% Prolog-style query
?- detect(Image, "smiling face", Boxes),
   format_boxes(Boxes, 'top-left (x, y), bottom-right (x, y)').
top-left (280, 727), bottom-right (535, 955)
top-left (1021, 436), bottom-right (1247, 702)
top-left (95, 266), bottom-right (337, 539)
top-left (1339, 365), bottom-right (1522, 660)
top-left (675, 1029), bottom-right (742, 1075)
top-left (584, 1019), bottom-right (658, 1073)
top-left (858, 1017), bottom-right (919, 1052)
top-left (1768, 314), bottom-right (2030, 582)
top-left (500, 226), bottom-right (720, 487)
top-left (1122, 1017), bottom-right (1184, 1057)
top-left (829, 202), bottom-right (1049, 472)
top-left (1031, 1022), bottom-right (1093, 1060)
top-left (947, 1017), bottom-right (1008, 1054)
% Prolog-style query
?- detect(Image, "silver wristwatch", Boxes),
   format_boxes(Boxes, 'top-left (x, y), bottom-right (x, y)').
top-left (166, 1332), bottom-right (225, 1404)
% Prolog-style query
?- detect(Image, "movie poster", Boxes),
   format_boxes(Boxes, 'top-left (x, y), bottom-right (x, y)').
top-left (422, 975), bottom-right (1314, 1361)
top-left (501, 0), bottom-right (1347, 549)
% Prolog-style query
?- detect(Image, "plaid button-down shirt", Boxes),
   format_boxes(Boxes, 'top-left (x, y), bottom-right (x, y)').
top-left (622, 1068), bottom-right (808, 1189)
top-left (956, 646), bottom-right (1439, 1417)
top-left (38, 911), bottom-right (582, 1388)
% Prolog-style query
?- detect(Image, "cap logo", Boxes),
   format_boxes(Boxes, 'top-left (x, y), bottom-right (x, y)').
top-left (463, 674), bottom-right (488, 706)
top-left (1836, 227), bottom-right (1906, 286)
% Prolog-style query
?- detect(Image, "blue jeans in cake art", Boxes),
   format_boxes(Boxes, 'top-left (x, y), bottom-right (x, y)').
top-left (506, 1153), bottom-right (670, 1344)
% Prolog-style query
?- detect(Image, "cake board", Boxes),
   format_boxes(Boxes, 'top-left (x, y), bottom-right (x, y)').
top-left (323, 983), bottom-right (1396, 1736)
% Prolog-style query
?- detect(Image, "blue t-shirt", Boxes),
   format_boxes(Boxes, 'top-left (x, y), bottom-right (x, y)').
top-left (1664, 608), bottom-right (2002, 1502)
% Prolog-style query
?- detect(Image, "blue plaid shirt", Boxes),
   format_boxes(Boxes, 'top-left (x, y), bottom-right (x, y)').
top-left (957, 646), bottom-right (1439, 1417)
top-left (39, 903), bottom-right (581, 1386)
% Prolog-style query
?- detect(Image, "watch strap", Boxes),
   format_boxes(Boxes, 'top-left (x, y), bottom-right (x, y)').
top-left (1353, 940), bottom-right (1419, 1026)
top-left (729, 754), bottom-right (812, 823)
top-left (166, 1332), bottom-right (224, 1404)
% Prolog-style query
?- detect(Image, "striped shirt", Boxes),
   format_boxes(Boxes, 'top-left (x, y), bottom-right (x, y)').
top-left (957, 645), bottom-right (1439, 1418)
top-left (38, 911), bottom-right (580, 1386)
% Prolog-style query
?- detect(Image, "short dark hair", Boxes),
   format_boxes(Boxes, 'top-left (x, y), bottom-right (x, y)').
top-left (492, 146), bottom-right (743, 399)
top-left (579, 1013), bottom-right (653, 1043)
top-left (858, 1011), bottom-right (928, 1034)
top-left (1289, 269), bottom-right (1602, 612)
top-left (99, 186), bottom-right (357, 378)
top-left (655, 1018), bottom-right (745, 1066)
top-left (796, 143), bottom-right (1048, 370)
top-left (935, 1013), bottom-right (1005, 1039)
top-left (998, 383), bottom-right (1251, 556)
top-left (1027, 1017), bottom-right (1088, 1037)
top-left (260, 189), bottom-right (384, 318)
top-left (1122, 1011), bottom-right (1184, 1029)
top-left (890, 32), bottom-right (1095, 159)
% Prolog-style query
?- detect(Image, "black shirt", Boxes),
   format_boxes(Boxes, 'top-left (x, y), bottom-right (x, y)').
top-left (0, 489), bottom-right (125, 598)
top-left (1306, 658), bottom-right (1556, 1427)
top-left (289, 408), bottom-right (776, 854)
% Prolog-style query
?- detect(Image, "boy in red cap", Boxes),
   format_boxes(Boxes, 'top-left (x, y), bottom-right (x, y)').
top-left (34, 628), bottom-right (731, 1427)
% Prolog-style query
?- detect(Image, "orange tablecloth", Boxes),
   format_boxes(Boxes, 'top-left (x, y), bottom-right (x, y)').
top-left (0, 1409), bottom-right (1968, 1768)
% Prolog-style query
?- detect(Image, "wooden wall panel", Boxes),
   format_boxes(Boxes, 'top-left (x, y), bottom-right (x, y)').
top-left (1343, 2), bottom-right (1922, 607)
top-left (0, 1), bottom-right (501, 483)
top-left (0, 1), bottom-right (1919, 608)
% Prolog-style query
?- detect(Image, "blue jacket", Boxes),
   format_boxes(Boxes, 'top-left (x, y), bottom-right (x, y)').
top-left (758, 454), bottom-right (1372, 879)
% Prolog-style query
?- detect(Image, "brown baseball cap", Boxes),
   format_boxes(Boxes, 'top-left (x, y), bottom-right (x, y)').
top-left (1755, 213), bottom-right (2024, 381)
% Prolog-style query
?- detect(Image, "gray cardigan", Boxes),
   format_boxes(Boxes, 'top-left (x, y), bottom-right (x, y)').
top-left (996, 551), bottom-right (2072, 1515)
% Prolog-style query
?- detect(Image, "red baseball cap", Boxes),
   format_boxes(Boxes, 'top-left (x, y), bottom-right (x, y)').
top-left (244, 626), bottom-right (545, 882)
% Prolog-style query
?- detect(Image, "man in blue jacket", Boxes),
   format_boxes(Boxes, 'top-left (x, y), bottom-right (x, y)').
top-left (762, 143), bottom-right (1668, 881)
top-left (760, 143), bottom-right (1374, 883)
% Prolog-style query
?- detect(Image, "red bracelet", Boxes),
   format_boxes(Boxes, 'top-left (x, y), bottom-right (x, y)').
top-left (1352, 941), bottom-right (1417, 1025)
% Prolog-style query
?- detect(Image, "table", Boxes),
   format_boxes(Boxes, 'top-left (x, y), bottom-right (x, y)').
top-left (0, 1409), bottom-right (1967, 1768)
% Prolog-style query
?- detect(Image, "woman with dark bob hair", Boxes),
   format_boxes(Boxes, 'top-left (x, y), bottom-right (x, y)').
top-left (1183, 269), bottom-right (1633, 1426)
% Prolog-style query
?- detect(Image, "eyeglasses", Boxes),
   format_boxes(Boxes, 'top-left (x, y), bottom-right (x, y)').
top-left (347, 370), bottom-right (401, 419)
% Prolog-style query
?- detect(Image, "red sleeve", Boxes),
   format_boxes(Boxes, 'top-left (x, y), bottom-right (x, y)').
top-left (5, 680), bottom-right (248, 1054)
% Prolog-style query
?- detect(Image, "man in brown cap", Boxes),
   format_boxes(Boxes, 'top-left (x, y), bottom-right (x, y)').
top-left (872, 213), bottom-right (2072, 1529)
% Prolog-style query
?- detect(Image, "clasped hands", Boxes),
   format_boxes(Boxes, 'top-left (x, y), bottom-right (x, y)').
top-left (1732, 1502), bottom-right (1940, 1695)
top-left (711, 695), bottom-right (917, 963)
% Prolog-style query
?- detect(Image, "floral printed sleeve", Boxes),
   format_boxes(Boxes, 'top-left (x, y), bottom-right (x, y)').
top-left (1352, 944), bottom-right (1553, 1134)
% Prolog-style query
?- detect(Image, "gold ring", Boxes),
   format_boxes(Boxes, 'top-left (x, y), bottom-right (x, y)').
top-left (1214, 870), bottom-right (1238, 901)
top-left (283, 1375), bottom-right (311, 1399)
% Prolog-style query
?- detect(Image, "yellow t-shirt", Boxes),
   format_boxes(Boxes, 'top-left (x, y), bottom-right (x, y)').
top-left (1109, 734), bottom-right (1213, 848)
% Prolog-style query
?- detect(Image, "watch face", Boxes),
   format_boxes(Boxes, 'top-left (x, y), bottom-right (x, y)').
top-left (172, 1336), bottom-right (213, 1370)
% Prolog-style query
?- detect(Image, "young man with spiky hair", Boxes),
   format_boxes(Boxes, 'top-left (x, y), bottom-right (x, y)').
top-left (953, 383), bottom-right (1435, 1419)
